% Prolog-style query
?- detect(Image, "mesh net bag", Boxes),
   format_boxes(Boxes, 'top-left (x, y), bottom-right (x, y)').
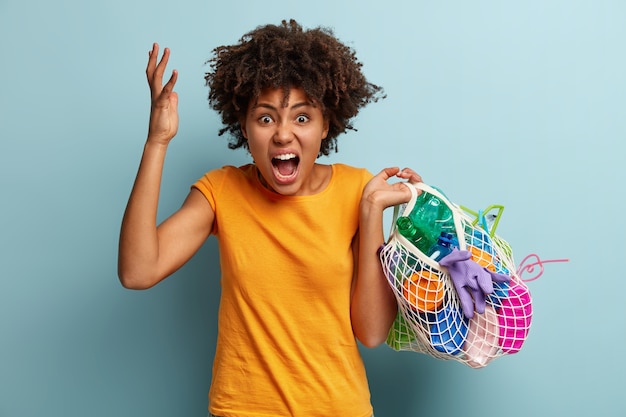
top-left (380, 182), bottom-right (532, 368)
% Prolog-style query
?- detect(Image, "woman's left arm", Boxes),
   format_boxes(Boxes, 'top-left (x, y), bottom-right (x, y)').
top-left (351, 167), bottom-right (422, 347)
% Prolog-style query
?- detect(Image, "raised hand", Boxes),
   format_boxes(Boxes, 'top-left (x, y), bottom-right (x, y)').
top-left (146, 43), bottom-right (179, 145)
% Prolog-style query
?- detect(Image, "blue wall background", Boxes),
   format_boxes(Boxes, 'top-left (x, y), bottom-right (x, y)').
top-left (1, 0), bottom-right (625, 416)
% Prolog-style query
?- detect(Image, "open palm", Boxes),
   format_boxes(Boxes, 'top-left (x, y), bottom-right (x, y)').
top-left (146, 43), bottom-right (179, 144)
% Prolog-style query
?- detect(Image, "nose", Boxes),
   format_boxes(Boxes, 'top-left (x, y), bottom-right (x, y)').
top-left (273, 121), bottom-right (294, 145)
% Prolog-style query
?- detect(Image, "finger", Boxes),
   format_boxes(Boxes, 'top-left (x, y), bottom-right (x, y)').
top-left (397, 167), bottom-right (423, 184)
top-left (489, 271), bottom-right (511, 284)
top-left (153, 47), bottom-right (171, 84)
top-left (146, 43), bottom-right (159, 81)
top-left (477, 269), bottom-right (494, 294)
top-left (376, 167), bottom-right (401, 180)
top-left (458, 288), bottom-right (475, 319)
top-left (473, 288), bottom-right (486, 314)
top-left (162, 69), bottom-right (179, 95)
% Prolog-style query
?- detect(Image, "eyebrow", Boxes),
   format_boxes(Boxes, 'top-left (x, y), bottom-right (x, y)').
top-left (251, 101), bottom-right (313, 111)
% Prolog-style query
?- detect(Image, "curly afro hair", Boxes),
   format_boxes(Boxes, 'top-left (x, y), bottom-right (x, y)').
top-left (204, 19), bottom-right (385, 156)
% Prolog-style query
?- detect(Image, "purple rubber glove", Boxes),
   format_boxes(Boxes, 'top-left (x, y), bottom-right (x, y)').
top-left (439, 248), bottom-right (510, 318)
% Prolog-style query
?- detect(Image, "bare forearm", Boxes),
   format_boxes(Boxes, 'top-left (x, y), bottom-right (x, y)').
top-left (118, 141), bottom-right (168, 288)
top-left (351, 203), bottom-right (397, 348)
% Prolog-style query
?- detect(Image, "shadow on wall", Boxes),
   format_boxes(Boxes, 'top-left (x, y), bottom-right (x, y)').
top-left (361, 347), bottom-right (441, 417)
top-left (105, 239), bottom-right (223, 416)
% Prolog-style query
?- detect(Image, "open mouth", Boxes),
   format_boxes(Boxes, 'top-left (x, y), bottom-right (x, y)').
top-left (271, 153), bottom-right (300, 181)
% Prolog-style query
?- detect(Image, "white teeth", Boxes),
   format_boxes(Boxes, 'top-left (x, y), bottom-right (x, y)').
top-left (274, 153), bottom-right (297, 160)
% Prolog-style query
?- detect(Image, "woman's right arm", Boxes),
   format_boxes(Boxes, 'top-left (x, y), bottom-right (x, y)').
top-left (117, 44), bottom-right (214, 290)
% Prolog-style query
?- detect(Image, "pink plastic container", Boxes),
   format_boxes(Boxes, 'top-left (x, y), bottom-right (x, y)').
top-left (497, 282), bottom-right (532, 353)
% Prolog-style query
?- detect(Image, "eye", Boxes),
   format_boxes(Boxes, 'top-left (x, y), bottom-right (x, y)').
top-left (258, 115), bottom-right (273, 124)
top-left (295, 114), bottom-right (310, 124)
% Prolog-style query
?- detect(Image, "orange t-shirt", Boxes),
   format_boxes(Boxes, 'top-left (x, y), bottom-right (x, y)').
top-left (193, 163), bottom-right (374, 417)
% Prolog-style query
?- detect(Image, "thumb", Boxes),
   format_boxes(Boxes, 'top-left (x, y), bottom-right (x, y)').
top-left (489, 270), bottom-right (511, 284)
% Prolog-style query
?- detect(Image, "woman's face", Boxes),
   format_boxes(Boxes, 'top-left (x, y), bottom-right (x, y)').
top-left (241, 87), bottom-right (329, 196)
